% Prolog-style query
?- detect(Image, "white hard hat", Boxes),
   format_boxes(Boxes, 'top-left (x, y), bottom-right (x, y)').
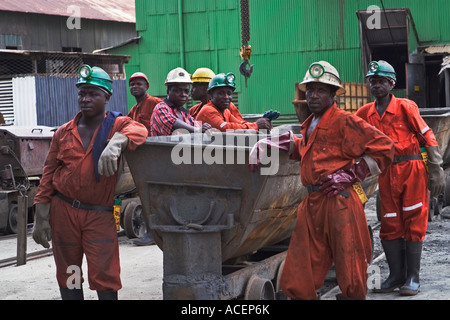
top-left (165, 67), bottom-right (193, 86)
top-left (298, 61), bottom-right (346, 96)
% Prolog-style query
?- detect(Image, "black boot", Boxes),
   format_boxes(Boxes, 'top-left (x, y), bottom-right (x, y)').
top-left (60, 288), bottom-right (84, 300)
top-left (132, 230), bottom-right (155, 246)
top-left (97, 290), bottom-right (118, 300)
top-left (373, 238), bottom-right (406, 293)
top-left (132, 216), bottom-right (155, 246)
top-left (399, 241), bottom-right (422, 296)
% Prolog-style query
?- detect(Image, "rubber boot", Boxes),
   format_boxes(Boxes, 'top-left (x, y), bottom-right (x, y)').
top-left (399, 241), bottom-right (422, 296)
top-left (97, 290), bottom-right (118, 300)
top-left (372, 238), bottom-right (406, 293)
top-left (60, 288), bottom-right (84, 300)
top-left (132, 216), bottom-right (155, 246)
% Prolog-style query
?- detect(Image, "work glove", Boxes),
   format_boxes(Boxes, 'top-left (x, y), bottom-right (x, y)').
top-left (320, 158), bottom-right (371, 197)
top-left (263, 109), bottom-right (281, 121)
top-left (32, 203), bottom-right (51, 249)
top-left (249, 131), bottom-right (294, 172)
top-left (98, 132), bottom-right (129, 177)
top-left (426, 146), bottom-right (445, 198)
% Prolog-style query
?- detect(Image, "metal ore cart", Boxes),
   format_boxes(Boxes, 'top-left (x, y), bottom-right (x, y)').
top-left (419, 108), bottom-right (450, 214)
top-left (125, 126), bottom-right (378, 300)
top-left (0, 126), bottom-right (54, 234)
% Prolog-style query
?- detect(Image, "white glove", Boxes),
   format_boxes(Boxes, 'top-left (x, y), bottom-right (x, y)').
top-left (98, 132), bottom-right (129, 177)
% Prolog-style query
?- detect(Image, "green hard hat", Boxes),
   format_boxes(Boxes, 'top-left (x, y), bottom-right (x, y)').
top-left (208, 73), bottom-right (236, 92)
top-left (76, 65), bottom-right (113, 95)
top-left (366, 60), bottom-right (396, 82)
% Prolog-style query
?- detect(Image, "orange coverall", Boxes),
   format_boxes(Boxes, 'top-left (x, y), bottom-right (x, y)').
top-left (356, 95), bottom-right (438, 242)
top-left (280, 104), bottom-right (394, 299)
top-left (190, 101), bottom-right (244, 121)
top-left (34, 112), bottom-right (147, 291)
top-left (195, 101), bottom-right (257, 131)
top-left (128, 93), bottom-right (162, 136)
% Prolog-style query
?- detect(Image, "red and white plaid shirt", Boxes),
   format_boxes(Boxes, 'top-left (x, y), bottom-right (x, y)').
top-left (150, 99), bottom-right (201, 136)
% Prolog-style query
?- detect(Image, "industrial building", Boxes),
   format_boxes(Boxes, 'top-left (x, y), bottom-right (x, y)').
top-left (106, 0), bottom-right (450, 117)
top-left (0, 0), bottom-right (136, 126)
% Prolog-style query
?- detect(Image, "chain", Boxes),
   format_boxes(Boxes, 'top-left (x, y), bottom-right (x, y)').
top-left (240, 0), bottom-right (253, 86)
top-left (240, 0), bottom-right (250, 47)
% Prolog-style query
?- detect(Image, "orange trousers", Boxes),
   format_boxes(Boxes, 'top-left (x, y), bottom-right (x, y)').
top-left (280, 189), bottom-right (372, 299)
top-left (50, 196), bottom-right (122, 292)
top-left (378, 160), bottom-right (429, 241)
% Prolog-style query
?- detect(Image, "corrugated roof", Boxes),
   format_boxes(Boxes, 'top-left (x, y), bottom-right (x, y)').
top-left (0, 0), bottom-right (135, 23)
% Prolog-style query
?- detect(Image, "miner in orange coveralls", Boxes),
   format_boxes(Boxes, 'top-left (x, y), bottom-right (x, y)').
top-left (279, 61), bottom-right (394, 300)
top-left (127, 72), bottom-right (161, 246)
top-left (32, 65), bottom-right (147, 300)
top-left (189, 68), bottom-right (245, 121)
top-left (189, 67), bottom-right (216, 118)
top-left (356, 60), bottom-right (445, 296)
top-left (195, 72), bottom-right (272, 132)
top-left (128, 72), bottom-right (162, 136)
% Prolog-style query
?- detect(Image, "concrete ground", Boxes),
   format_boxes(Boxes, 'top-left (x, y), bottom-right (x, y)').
top-left (1, 195), bottom-right (449, 300)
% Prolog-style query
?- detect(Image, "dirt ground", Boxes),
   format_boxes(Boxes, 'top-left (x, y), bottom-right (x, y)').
top-left (322, 194), bottom-right (450, 300)
top-left (1, 192), bottom-right (449, 300)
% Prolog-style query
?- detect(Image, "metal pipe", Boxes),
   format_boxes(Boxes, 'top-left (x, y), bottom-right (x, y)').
top-left (16, 194), bottom-right (28, 266)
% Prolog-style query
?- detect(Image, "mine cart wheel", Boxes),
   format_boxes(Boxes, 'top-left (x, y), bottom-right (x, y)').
top-left (274, 260), bottom-right (290, 300)
top-left (244, 275), bottom-right (275, 300)
top-left (275, 260), bottom-right (285, 293)
top-left (123, 200), bottom-right (146, 239)
top-left (6, 204), bottom-right (18, 234)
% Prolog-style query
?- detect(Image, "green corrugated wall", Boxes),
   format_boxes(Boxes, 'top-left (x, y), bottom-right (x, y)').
top-left (114, 0), bottom-right (450, 114)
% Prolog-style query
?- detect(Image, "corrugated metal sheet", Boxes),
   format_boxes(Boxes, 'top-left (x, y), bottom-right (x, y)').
top-left (0, 79), bottom-right (14, 123)
top-left (0, 0), bottom-right (135, 23)
top-left (126, 0), bottom-right (450, 115)
top-left (13, 76), bottom-right (37, 126)
top-left (33, 76), bottom-right (129, 127)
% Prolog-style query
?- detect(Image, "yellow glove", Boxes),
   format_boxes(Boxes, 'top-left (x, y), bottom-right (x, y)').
top-left (32, 203), bottom-right (51, 249)
top-left (98, 132), bottom-right (129, 177)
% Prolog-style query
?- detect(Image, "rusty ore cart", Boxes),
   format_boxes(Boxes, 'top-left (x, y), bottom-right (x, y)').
top-left (0, 126), bottom-right (54, 234)
top-left (420, 107), bottom-right (450, 215)
top-left (125, 126), bottom-right (378, 300)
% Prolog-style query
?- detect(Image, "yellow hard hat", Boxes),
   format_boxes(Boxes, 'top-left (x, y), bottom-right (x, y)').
top-left (165, 67), bottom-right (193, 86)
top-left (298, 61), bottom-right (346, 95)
top-left (191, 68), bottom-right (215, 83)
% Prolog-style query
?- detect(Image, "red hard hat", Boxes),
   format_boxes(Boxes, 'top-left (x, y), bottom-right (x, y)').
top-left (129, 72), bottom-right (149, 86)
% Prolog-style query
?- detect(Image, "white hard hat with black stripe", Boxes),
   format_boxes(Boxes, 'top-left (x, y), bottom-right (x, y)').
top-left (298, 61), bottom-right (346, 96)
